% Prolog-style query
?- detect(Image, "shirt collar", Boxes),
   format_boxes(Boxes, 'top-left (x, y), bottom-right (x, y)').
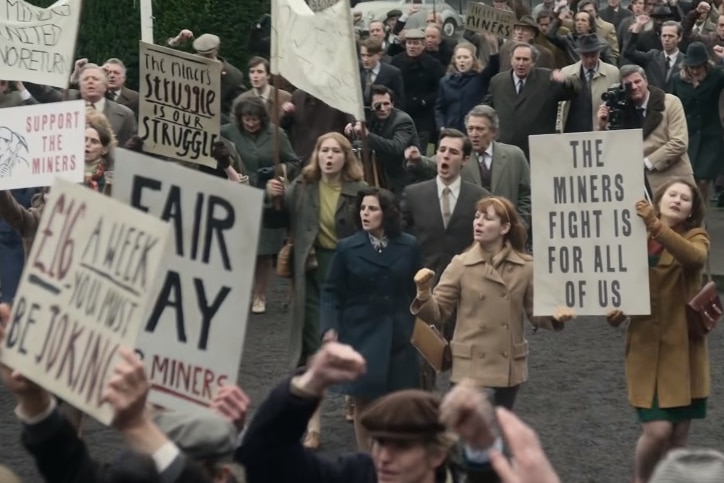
top-left (371, 62), bottom-right (381, 75)
top-left (255, 85), bottom-right (271, 99)
top-left (513, 73), bottom-right (526, 84)
top-left (640, 91), bottom-right (650, 111)
top-left (436, 174), bottom-right (462, 197)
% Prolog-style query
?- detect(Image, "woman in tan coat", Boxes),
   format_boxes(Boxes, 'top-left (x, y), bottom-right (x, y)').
top-left (411, 196), bottom-right (573, 409)
top-left (606, 178), bottom-right (709, 483)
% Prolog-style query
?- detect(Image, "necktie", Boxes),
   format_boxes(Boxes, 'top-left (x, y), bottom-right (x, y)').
top-left (586, 69), bottom-right (594, 85)
top-left (665, 56), bottom-right (672, 81)
top-left (86, 101), bottom-right (96, 110)
top-left (478, 153), bottom-right (492, 189)
top-left (364, 69), bottom-right (373, 99)
top-left (636, 107), bottom-right (646, 124)
top-left (516, 79), bottom-right (524, 95)
top-left (441, 187), bottom-right (452, 228)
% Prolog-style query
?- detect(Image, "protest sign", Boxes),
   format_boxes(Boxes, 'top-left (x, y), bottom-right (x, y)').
top-left (0, 100), bottom-right (85, 190)
top-left (529, 130), bottom-right (650, 316)
top-left (112, 150), bottom-right (262, 412)
top-left (0, 0), bottom-right (82, 88)
top-left (138, 42), bottom-right (221, 168)
top-left (272, 0), bottom-right (364, 119)
top-left (465, 2), bottom-right (516, 38)
top-left (0, 179), bottom-right (171, 425)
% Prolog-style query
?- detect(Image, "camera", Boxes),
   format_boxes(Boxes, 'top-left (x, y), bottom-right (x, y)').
top-left (372, 102), bottom-right (383, 112)
top-left (601, 82), bottom-right (631, 130)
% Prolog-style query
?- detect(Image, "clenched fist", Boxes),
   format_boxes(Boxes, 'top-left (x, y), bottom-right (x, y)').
top-left (606, 309), bottom-right (627, 327)
top-left (414, 268), bottom-right (435, 300)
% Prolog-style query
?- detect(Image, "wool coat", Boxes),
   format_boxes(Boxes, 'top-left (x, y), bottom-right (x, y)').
top-left (626, 225), bottom-right (711, 409)
top-left (321, 231), bottom-right (422, 398)
top-left (412, 243), bottom-right (562, 388)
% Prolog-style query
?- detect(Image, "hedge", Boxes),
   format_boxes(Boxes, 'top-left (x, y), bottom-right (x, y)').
top-left (33, 0), bottom-right (271, 90)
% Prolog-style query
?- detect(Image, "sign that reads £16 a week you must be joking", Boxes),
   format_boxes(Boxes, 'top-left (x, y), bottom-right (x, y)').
top-left (138, 41), bottom-right (221, 168)
top-left (0, 0), bottom-right (82, 88)
top-left (529, 129), bottom-right (651, 317)
top-left (113, 150), bottom-right (263, 413)
top-left (0, 179), bottom-right (171, 425)
top-left (0, 100), bottom-right (85, 189)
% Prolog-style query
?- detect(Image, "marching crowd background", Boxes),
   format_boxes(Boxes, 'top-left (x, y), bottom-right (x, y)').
top-left (2, 0), bottom-right (724, 481)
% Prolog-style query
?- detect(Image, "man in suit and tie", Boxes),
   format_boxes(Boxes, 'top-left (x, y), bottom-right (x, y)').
top-left (359, 38), bottom-right (405, 109)
top-left (484, 42), bottom-right (580, 159)
top-left (624, 18), bottom-right (683, 92)
top-left (401, 128), bottom-right (491, 390)
top-left (102, 58), bottom-right (139, 117)
top-left (405, 105), bottom-right (532, 229)
top-left (236, 57), bottom-right (292, 119)
top-left (24, 64), bottom-right (137, 146)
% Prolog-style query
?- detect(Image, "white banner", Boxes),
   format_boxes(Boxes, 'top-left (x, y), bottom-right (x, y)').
top-left (0, 100), bottom-right (85, 189)
top-left (0, 0), bottom-right (82, 89)
top-left (112, 150), bottom-right (262, 413)
top-left (272, 0), bottom-right (364, 119)
top-left (0, 179), bottom-right (171, 425)
top-left (530, 129), bottom-right (651, 316)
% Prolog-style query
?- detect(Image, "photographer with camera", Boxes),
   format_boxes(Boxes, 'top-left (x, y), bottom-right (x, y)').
top-left (597, 64), bottom-right (694, 195)
top-left (344, 85), bottom-right (420, 197)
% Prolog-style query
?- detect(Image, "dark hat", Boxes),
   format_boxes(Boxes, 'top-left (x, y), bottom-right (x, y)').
top-left (386, 9), bottom-right (403, 20)
top-left (650, 4), bottom-right (672, 18)
top-left (404, 28), bottom-right (426, 40)
top-left (152, 408), bottom-right (237, 462)
top-left (575, 34), bottom-right (605, 53)
top-left (513, 16), bottom-right (540, 35)
top-left (360, 390), bottom-right (445, 441)
top-left (682, 41), bottom-right (709, 66)
top-left (193, 33), bottom-right (220, 54)
top-left (650, 448), bottom-right (724, 483)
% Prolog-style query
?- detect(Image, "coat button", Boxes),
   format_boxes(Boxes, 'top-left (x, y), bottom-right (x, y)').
top-left (503, 324), bottom-right (509, 329)
top-left (479, 294), bottom-right (485, 300)
top-left (503, 352), bottom-right (509, 357)
top-left (478, 352), bottom-right (485, 358)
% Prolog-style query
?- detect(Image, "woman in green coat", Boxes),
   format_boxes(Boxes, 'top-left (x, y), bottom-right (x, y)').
top-left (221, 96), bottom-right (299, 314)
top-left (266, 132), bottom-right (366, 450)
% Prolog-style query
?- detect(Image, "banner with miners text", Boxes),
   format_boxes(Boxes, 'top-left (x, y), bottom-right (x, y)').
top-left (138, 41), bottom-right (221, 168)
top-left (0, 0), bottom-right (82, 88)
top-left (113, 150), bottom-right (262, 413)
top-left (0, 100), bottom-right (85, 189)
top-left (529, 129), bottom-right (650, 316)
top-left (0, 179), bottom-right (171, 425)
top-left (465, 3), bottom-right (515, 39)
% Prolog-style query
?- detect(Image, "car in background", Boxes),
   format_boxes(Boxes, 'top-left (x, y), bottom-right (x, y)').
top-left (353, 0), bottom-right (464, 37)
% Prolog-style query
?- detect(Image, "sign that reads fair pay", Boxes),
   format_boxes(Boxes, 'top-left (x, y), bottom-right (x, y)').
top-left (113, 150), bottom-right (263, 413)
top-left (529, 129), bottom-right (650, 316)
top-left (0, 179), bottom-right (171, 425)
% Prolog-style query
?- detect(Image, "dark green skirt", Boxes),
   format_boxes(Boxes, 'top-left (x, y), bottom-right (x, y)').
top-left (636, 393), bottom-right (707, 423)
top-left (298, 246), bottom-right (336, 366)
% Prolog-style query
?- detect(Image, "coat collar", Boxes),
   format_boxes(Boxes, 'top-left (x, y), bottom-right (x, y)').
top-left (347, 230), bottom-right (412, 268)
top-left (461, 241), bottom-right (529, 267)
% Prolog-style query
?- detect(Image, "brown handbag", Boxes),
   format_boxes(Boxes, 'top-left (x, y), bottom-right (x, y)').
top-left (686, 260), bottom-right (722, 339)
top-left (411, 318), bottom-right (452, 373)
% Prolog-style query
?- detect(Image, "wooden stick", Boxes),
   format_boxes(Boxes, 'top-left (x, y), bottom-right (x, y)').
top-left (271, 76), bottom-right (283, 210)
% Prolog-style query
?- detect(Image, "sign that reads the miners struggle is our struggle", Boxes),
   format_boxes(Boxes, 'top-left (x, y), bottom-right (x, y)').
top-left (138, 41), bottom-right (221, 168)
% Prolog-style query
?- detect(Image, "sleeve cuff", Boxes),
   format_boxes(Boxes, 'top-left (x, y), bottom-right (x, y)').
top-left (15, 397), bottom-right (57, 425)
top-left (644, 157), bottom-right (654, 170)
top-left (152, 441), bottom-right (181, 473)
top-left (20, 89), bottom-right (32, 100)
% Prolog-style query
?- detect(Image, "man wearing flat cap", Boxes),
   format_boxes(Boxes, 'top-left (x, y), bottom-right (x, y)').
top-left (237, 342), bottom-right (504, 483)
top-left (499, 16), bottom-right (556, 71)
top-left (558, 34), bottom-right (620, 133)
top-left (167, 29), bottom-right (246, 123)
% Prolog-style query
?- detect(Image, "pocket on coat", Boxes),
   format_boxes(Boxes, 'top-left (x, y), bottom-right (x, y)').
top-left (450, 340), bottom-right (473, 381)
top-left (512, 340), bottom-right (528, 360)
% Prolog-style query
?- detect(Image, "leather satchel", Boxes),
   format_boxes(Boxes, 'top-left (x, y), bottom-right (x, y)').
top-left (686, 259), bottom-right (722, 339)
top-left (276, 240), bottom-right (293, 278)
top-left (411, 318), bottom-right (452, 373)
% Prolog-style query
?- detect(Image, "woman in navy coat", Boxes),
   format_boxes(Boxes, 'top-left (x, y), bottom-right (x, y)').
top-left (434, 38), bottom-right (500, 133)
top-left (321, 186), bottom-right (421, 451)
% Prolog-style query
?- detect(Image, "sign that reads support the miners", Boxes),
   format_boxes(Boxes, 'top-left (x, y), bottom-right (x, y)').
top-left (465, 2), bottom-right (516, 38)
top-left (0, 100), bottom-right (85, 189)
top-left (529, 129), bottom-right (650, 317)
top-left (138, 41), bottom-right (221, 168)
top-left (0, 0), bottom-right (82, 88)
top-left (112, 150), bottom-right (262, 413)
top-left (0, 179), bottom-right (171, 425)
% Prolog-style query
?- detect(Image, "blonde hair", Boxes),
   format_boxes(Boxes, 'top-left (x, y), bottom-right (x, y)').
top-left (448, 43), bottom-right (482, 74)
top-left (85, 108), bottom-right (118, 149)
top-left (679, 60), bottom-right (715, 83)
top-left (301, 132), bottom-right (364, 183)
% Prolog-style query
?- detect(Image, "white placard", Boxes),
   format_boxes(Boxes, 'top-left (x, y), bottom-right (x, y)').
top-left (0, 100), bottom-right (85, 189)
top-left (272, 0), bottom-right (364, 119)
top-left (0, 0), bottom-right (82, 89)
top-left (112, 150), bottom-right (262, 412)
top-left (530, 130), bottom-right (651, 316)
top-left (0, 179), bottom-right (171, 425)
